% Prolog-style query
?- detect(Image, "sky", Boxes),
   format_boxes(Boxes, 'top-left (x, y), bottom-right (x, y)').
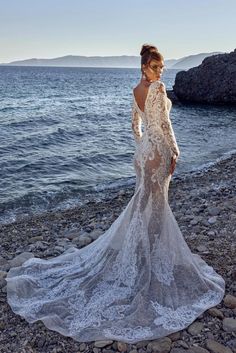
top-left (0, 0), bottom-right (235, 63)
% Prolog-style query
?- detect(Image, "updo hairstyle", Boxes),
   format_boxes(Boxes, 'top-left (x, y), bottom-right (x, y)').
top-left (140, 44), bottom-right (164, 67)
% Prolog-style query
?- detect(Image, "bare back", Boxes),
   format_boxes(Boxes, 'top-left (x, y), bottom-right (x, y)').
top-left (133, 83), bottom-right (151, 113)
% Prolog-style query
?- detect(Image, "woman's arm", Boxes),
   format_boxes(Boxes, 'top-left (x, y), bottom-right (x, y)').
top-left (156, 82), bottom-right (180, 159)
top-left (131, 103), bottom-right (142, 143)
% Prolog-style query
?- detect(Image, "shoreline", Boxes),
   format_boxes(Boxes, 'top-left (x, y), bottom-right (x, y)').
top-left (0, 153), bottom-right (236, 352)
top-left (1, 148), bottom-right (236, 228)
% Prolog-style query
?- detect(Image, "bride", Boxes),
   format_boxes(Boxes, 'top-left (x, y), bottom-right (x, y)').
top-left (6, 44), bottom-right (225, 344)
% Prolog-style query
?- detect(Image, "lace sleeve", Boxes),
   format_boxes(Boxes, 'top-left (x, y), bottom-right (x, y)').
top-left (156, 82), bottom-right (180, 158)
top-left (131, 102), bottom-right (142, 143)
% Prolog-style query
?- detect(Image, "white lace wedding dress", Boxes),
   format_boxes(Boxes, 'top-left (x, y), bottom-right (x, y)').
top-left (6, 80), bottom-right (225, 344)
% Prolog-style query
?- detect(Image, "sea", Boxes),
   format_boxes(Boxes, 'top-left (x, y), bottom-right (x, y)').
top-left (0, 66), bottom-right (236, 224)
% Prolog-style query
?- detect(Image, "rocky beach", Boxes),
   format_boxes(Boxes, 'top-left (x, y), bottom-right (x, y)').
top-left (0, 152), bottom-right (236, 353)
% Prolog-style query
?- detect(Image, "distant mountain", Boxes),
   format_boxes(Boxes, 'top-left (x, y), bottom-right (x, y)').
top-left (1, 55), bottom-right (140, 68)
top-left (171, 52), bottom-right (223, 70)
top-left (0, 52), bottom-right (224, 69)
top-left (166, 59), bottom-right (179, 68)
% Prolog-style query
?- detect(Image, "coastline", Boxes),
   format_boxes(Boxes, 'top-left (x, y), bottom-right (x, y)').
top-left (0, 153), bottom-right (236, 352)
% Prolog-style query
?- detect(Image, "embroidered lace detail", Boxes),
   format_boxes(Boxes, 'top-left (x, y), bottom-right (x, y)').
top-left (67, 286), bottom-right (132, 333)
top-left (151, 290), bottom-right (223, 331)
top-left (131, 103), bottom-right (143, 143)
top-left (150, 235), bottom-right (175, 285)
top-left (103, 208), bottom-right (145, 288)
top-left (155, 82), bottom-right (180, 158)
top-left (103, 325), bottom-right (154, 341)
top-left (6, 80), bottom-right (225, 344)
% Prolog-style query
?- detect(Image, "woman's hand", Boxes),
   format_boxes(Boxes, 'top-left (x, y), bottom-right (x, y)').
top-left (170, 155), bottom-right (178, 175)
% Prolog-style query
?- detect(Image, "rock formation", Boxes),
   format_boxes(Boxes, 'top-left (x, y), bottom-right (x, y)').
top-left (172, 49), bottom-right (236, 105)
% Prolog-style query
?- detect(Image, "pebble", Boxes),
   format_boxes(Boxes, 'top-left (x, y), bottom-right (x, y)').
top-left (208, 207), bottom-right (221, 216)
top-left (54, 246), bottom-right (65, 252)
top-left (205, 339), bottom-right (233, 353)
top-left (9, 252), bottom-right (34, 268)
top-left (168, 331), bottom-right (181, 341)
top-left (201, 219), bottom-right (211, 227)
top-left (207, 308), bottom-right (224, 319)
top-left (135, 340), bottom-right (149, 348)
top-left (223, 294), bottom-right (236, 309)
top-left (207, 216), bottom-right (217, 224)
top-left (79, 342), bottom-right (87, 351)
top-left (190, 218), bottom-right (199, 226)
top-left (136, 349), bottom-right (146, 353)
top-left (187, 321), bottom-right (204, 335)
top-left (89, 229), bottom-right (104, 240)
top-left (207, 230), bottom-right (215, 237)
top-left (226, 338), bottom-right (236, 350)
top-left (0, 271), bottom-right (7, 280)
top-left (222, 308), bottom-right (234, 316)
top-left (147, 337), bottom-right (172, 353)
top-left (93, 348), bottom-right (100, 353)
top-left (72, 235), bottom-right (92, 247)
top-left (190, 346), bottom-right (210, 353)
top-left (170, 349), bottom-right (192, 353)
top-left (1, 285), bottom-right (7, 293)
top-left (28, 241), bottom-right (48, 251)
top-left (109, 342), bottom-right (117, 351)
top-left (0, 279), bottom-right (6, 289)
top-left (175, 340), bottom-right (189, 349)
top-left (64, 230), bottom-right (80, 240)
top-left (196, 245), bottom-right (209, 253)
top-left (36, 336), bottom-right (46, 348)
top-left (117, 341), bottom-right (127, 352)
top-left (0, 263), bottom-right (10, 272)
top-left (94, 340), bottom-right (113, 348)
top-left (0, 255), bottom-right (8, 267)
top-left (222, 318), bottom-right (236, 332)
top-left (29, 235), bottom-right (44, 242)
top-left (206, 332), bottom-right (215, 340)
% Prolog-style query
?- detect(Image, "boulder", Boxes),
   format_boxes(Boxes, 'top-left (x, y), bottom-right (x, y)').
top-left (173, 49), bottom-right (236, 105)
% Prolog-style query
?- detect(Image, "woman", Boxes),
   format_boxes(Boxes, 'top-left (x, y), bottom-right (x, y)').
top-left (6, 44), bottom-right (225, 344)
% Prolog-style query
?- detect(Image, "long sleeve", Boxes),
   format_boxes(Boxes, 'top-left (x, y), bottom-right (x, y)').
top-left (156, 82), bottom-right (180, 158)
top-left (131, 103), bottom-right (142, 143)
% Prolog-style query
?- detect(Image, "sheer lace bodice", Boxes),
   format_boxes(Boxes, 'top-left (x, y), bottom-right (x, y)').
top-left (131, 81), bottom-right (180, 223)
top-left (6, 80), bottom-right (225, 344)
top-left (132, 81), bottom-right (179, 156)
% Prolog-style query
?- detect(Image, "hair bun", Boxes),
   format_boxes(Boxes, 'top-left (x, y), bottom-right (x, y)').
top-left (140, 44), bottom-right (158, 56)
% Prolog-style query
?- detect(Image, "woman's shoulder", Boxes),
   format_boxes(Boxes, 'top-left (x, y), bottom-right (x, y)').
top-left (150, 80), bottom-right (167, 96)
top-left (151, 80), bottom-right (165, 89)
top-left (133, 80), bottom-right (166, 96)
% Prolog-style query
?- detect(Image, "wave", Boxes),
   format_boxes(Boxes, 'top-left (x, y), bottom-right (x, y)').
top-left (178, 148), bottom-right (236, 179)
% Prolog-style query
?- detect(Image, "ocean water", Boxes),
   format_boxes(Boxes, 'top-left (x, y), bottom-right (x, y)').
top-left (0, 66), bottom-right (236, 224)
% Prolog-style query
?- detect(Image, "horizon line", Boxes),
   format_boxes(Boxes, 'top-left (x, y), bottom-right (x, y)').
top-left (0, 50), bottom-right (227, 65)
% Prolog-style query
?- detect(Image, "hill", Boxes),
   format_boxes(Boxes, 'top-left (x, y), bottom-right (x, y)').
top-left (0, 52), bottom-right (224, 69)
